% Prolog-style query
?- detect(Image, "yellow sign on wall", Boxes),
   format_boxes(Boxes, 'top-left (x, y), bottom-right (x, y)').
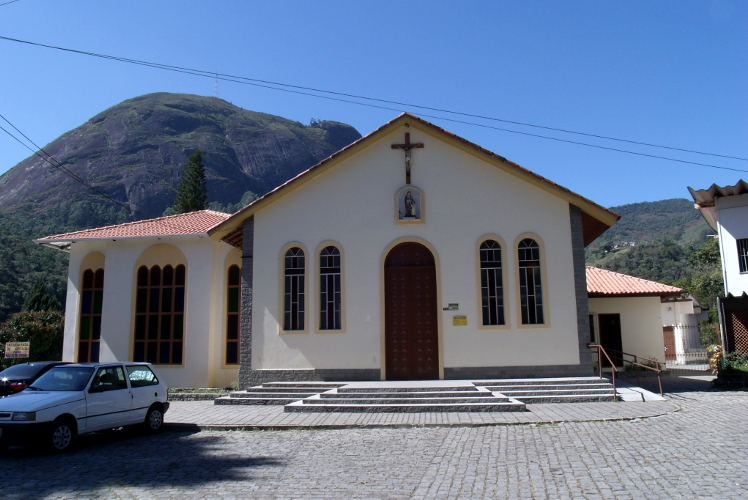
top-left (452, 315), bottom-right (467, 326)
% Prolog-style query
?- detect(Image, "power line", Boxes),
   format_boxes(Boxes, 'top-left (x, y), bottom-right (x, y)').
top-left (0, 0), bottom-right (22, 7)
top-left (0, 114), bottom-right (220, 236)
top-left (0, 114), bottom-right (139, 215)
top-left (1, 34), bottom-right (746, 168)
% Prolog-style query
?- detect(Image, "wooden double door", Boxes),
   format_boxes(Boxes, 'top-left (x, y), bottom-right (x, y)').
top-left (384, 242), bottom-right (439, 380)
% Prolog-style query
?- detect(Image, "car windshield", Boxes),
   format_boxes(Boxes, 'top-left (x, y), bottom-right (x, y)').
top-left (29, 366), bottom-right (95, 392)
top-left (0, 363), bottom-right (47, 379)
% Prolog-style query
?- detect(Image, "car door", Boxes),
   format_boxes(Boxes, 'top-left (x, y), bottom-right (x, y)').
top-left (126, 365), bottom-right (162, 424)
top-left (86, 366), bottom-right (133, 431)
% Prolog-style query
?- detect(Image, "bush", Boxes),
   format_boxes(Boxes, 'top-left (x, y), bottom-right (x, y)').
top-left (0, 310), bottom-right (64, 370)
top-left (721, 350), bottom-right (748, 374)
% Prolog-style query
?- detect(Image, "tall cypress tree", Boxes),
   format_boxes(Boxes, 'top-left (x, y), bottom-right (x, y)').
top-left (22, 279), bottom-right (62, 312)
top-left (172, 148), bottom-right (208, 214)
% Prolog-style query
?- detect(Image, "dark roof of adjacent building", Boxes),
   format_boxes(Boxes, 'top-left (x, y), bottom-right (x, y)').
top-left (688, 179), bottom-right (748, 231)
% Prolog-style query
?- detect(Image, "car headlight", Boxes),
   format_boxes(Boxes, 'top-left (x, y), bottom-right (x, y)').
top-left (11, 412), bottom-right (36, 421)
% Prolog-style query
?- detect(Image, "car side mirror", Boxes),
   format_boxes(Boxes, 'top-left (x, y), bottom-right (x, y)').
top-left (89, 385), bottom-right (105, 393)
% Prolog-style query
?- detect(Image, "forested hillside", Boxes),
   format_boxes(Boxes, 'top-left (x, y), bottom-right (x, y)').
top-left (586, 198), bottom-right (721, 320)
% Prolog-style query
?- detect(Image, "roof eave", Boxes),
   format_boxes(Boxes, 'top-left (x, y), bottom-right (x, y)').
top-left (34, 232), bottom-right (212, 247)
top-left (208, 112), bottom-right (620, 243)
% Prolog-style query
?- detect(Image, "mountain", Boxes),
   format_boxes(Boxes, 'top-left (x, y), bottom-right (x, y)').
top-left (0, 92), bottom-right (362, 227)
top-left (0, 92), bottom-right (362, 323)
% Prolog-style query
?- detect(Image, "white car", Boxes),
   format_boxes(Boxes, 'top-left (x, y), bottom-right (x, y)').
top-left (0, 362), bottom-right (169, 452)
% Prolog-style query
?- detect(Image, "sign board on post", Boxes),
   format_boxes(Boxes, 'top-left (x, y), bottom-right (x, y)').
top-left (4, 342), bottom-right (30, 359)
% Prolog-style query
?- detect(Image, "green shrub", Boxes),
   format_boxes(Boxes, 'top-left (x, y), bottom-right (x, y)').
top-left (0, 310), bottom-right (64, 370)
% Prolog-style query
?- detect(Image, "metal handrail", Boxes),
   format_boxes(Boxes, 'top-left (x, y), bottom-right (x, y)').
top-left (587, 344), bottom-right (618, 400)
top-left (587, 344), bottom-right (664, 396)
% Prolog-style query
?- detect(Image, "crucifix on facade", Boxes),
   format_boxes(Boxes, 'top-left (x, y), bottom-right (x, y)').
top-left (391, 132), bottom-right (424, 184)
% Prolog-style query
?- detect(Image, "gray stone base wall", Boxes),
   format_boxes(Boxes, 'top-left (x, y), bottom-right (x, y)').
top-left (240, 365), bottom-right (596, 387)
top-left (444, 364), bottom-right (596, 380)
top-left (241, 369), bottom-right (381, 387)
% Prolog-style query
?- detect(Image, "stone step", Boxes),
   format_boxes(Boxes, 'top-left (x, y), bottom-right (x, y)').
top-left (336, 386), bottom-right (479, 394)
top-left (230, 391), bottom-right (320, 398)
top-left (474, 377), bottom-right (609, 387)
top-left (215, 396), bottom-right (303, 405)
top-left (234, 387), bottom-right (334, 394)
top-left (514, 394), bottom-right (617, 404)
top-left (303, 397), bottom-right (509, 405)
top-left (496, 389), bottom-right (615, 397)
top-left (261, 382), bottom-right (345, 389)
top-left (318, 390), bottom-right (491, 399)
top-left (284, 401), bottom-right (527, 413)
top-left (482, 383), bottom-right (613, 391)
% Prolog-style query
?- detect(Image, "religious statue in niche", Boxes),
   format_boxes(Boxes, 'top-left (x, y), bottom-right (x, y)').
top-left (397, 186), bottom-right (423, 221)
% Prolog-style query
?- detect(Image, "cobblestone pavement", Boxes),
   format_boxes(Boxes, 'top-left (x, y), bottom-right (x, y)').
top-left (1, 377), bottom-right (746, 499)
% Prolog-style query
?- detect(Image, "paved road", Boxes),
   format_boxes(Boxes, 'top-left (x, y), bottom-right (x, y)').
top-left (1, 386), bottom-right (746, 499)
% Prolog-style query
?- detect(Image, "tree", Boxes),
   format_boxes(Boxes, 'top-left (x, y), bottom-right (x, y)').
top-left (171, 148), bottom-right (208, 214)
top-left (22, 279), bottom-right (62, 312)
top-left (674, 237), bottom-right (723, 323)
top-left (0, 311), bottom-right (64, 369)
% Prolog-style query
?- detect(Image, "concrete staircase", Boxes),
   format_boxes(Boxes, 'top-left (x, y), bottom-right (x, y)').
top-left (214, 382), bottom-right (345, 406)
top-left (285, 385), bottom-right (525, 413)
top-left (214, 377), bottom-right (618, 412)
top-left (476, 377), bottom-right (617, 404)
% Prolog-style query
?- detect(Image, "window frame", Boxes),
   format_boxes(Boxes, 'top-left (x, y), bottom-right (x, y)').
top-left (279, 243), bottom-right (309, 334)
top-left (476, 236), bottom-right (509, 330)
top-left (225, 263), bottom-right (241, 365)
top-left (78, 267), bottom-right (104, 363)
top-left (738, 238), bottom-right (748, 274)
top-left (317, 242), bottom-right (345, 333)
top-left (514, 235), bottom-right (549, 328)
top-left (133, 264), bottom-right (187, 365)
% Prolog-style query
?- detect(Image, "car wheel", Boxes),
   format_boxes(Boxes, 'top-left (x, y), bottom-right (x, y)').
top-left (143, 404), bottom-right (164, 433)
top-left (49, 418), bottom-right (75, 452)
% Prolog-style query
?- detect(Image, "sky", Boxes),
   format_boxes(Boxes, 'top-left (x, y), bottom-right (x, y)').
top-left (0, 1), bottom-right (746, 209)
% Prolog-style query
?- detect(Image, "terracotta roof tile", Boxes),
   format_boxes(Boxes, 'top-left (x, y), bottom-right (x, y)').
top-left (586, 266), bottom-right (682, 297)
top-left (36, 210), bottom-right (230, 242)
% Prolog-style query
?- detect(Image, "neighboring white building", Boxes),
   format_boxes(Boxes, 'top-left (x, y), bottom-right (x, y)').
top-left (586, 267), bottom-right (682, 365)
top-left (38, 113), bottom-right (621, 388)
top-left (690, 180), bottom-right (748, 354)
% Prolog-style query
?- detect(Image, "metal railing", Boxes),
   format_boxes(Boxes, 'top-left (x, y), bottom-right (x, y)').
top-left (587, 344), bottom-right (664, 397)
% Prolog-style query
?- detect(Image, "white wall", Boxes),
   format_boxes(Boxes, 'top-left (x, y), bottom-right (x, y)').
top-left (660, 300), bottom-right (697, 327)
top-left (716, 194), bottom-right (748, 296)
top-left (252, 123), bottom-right (583, 376)
top-left (589, 296), bottom-right (665, 362)
top-left (64, 236), bottom-right (238, 388)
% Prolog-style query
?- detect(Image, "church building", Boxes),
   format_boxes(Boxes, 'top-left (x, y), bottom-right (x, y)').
top-left (38, 113), bottom-right (620, 389)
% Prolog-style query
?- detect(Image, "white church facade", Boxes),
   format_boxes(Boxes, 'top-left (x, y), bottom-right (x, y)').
top-left (38, 113), bottom-right (620, 388)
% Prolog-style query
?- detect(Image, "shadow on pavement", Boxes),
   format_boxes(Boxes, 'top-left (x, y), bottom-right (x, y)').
top-left (0, 427), bottom-right (285, 500)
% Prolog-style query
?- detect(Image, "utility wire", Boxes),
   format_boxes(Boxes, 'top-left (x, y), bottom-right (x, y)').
top-left (1, 34), bottom-right (746, 166)
top-left (0, 113), bottom-right (229, 234)
top-left (0, 117), bottom-right (219, 236)
top-left (0, 0), bottom-right (22, 8)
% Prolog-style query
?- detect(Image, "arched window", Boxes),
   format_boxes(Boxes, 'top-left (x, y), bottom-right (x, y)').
top-left (78, 268), bottom-right (104, 362)
top-left (226, 265), bottom-right (241, 364)
top-left (479, 240), bottom-right (505, 326)
top-left (134, 264), bottom-right (185, 364)
top-left (283, 247), bottom-right (305, 331)
top-left (319, 246), bottom-right (341, 330)
top-left (518, 238), bottom-right (544, 325)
